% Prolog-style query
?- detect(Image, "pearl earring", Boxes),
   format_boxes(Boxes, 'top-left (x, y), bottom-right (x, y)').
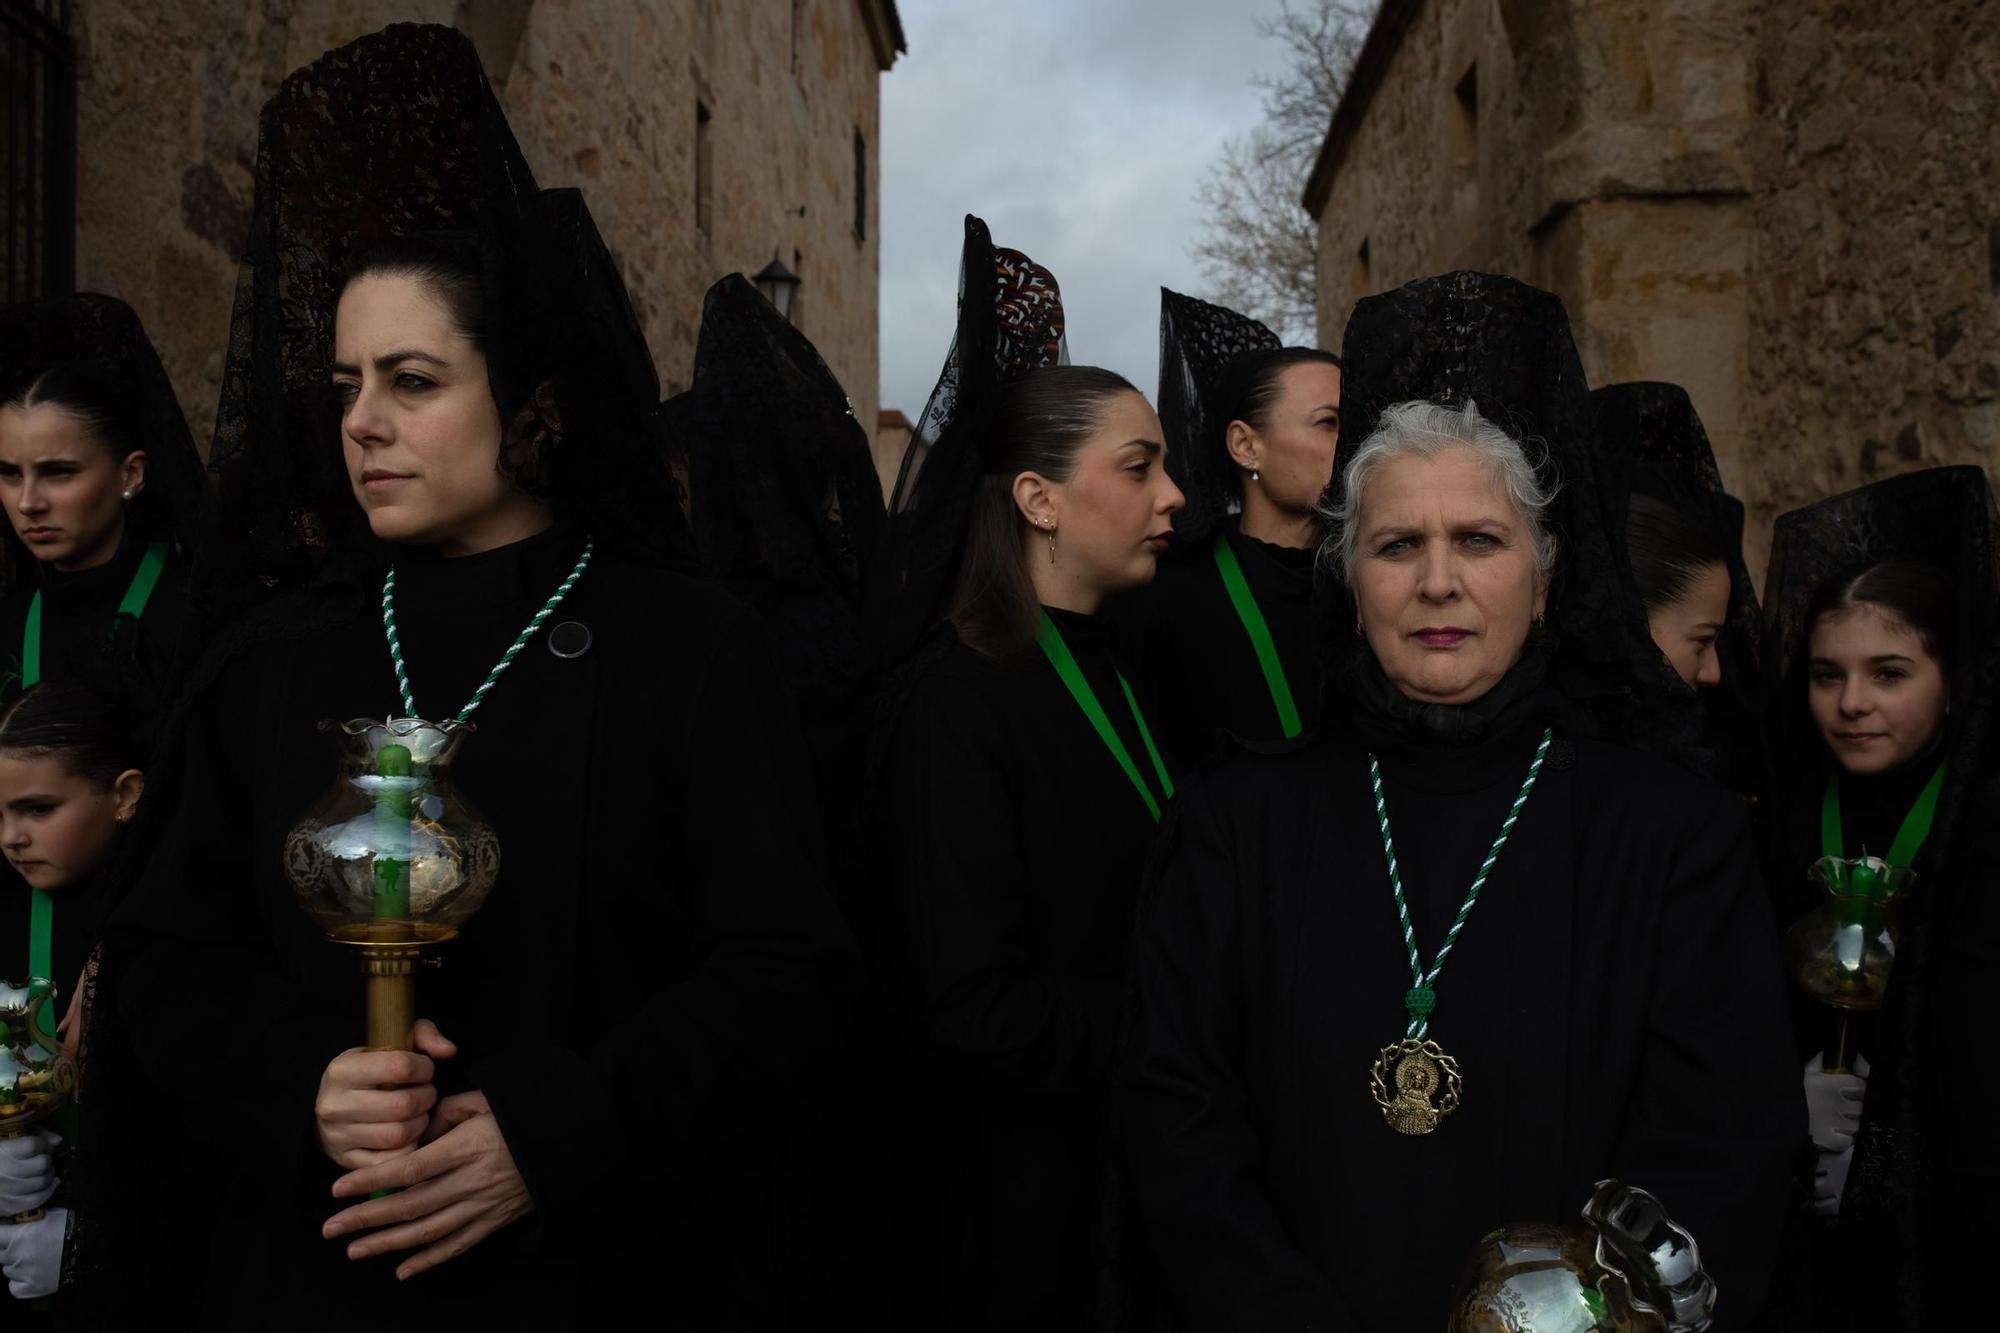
top-left (121, 489), bottom-right (134, 501)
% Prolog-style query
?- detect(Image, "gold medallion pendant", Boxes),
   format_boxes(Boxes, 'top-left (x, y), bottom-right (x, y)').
top-left (1369, 1037), bottom-right (1462, 1135)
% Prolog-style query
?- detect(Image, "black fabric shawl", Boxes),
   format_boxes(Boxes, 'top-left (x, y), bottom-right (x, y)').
top-left (1116, 674), bottom-right (1800, 1332)
top-left (1109, 517), bottom-right (1318, 773)
top-left (875, 607), bottom-right (1167, 1328)
top-left (95, 527), bottom-right (858, 1328)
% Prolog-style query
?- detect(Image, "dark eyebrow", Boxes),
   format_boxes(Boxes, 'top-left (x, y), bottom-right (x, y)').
top-left (5, 793), bottom-right (57, 810)
top-left (329, 349), bottom-right (450, 376)
top-left (1120, 439), bottom-right (1162, 457)
top-left (376, 349), bottom-right (448, 372)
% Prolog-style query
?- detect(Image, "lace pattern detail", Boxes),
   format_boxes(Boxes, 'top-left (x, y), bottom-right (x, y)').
top-left (1157, 288), bottom-right (1280, 541)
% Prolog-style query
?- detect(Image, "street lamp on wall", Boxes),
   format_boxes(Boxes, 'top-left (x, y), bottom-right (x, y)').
top-left (753, 254), bottom-right (801, 323)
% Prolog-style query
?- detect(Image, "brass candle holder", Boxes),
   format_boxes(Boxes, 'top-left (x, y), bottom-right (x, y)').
top-left (0, 979), bottom-right (75, 1225)
top-left (283, 719), bottom-right (500, 1051)
top-left (1783, 855), bottom-right (1911, 1073)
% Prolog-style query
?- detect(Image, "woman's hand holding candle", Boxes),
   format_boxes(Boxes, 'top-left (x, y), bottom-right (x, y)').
top-left (321, 1090), bottom-right (533, 1280)
top-left (314, 1019), bottom-right (457, 1170)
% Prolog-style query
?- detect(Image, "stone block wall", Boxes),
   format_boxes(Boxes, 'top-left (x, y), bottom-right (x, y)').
top-left (68, 0), bottom-right (892, 448)
top-left (1306, 0), bottom-right (1995, 576)
top-left (1743, 0), bottom-right (2000, 549)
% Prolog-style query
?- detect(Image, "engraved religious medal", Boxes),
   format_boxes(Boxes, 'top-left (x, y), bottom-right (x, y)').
top-left (1370, 1037), bottom-right (1462, 1136)
top-left (1365, 730), bottom-right (1551, 1136)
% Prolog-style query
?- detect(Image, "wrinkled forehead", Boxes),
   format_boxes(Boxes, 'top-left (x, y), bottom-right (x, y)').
top-left (1357, 445), bottom-right (1523, 528)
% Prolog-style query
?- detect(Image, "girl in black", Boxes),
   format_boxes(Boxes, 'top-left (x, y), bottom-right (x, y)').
top-left (1762, 467), bottom-right (2000, 1331)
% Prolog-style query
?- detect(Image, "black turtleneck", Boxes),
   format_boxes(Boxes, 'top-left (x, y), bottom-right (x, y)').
top-left (1108, 516), bottom-right (1318, 771)
top-left (101, 526), bottom-right (857, 1327)
top-left (1116, 652), bottom-right (1801, 1332)
top-left (875, 605), bottom-right (1168, 1326)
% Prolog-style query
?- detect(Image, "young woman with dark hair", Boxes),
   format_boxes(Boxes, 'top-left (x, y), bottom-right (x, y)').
top-left (877, 353), bottom-right (1183, 1326)
top-left (1625, 489), bottom-right (1733, 689)
top-left (1113, 290), bottom-right (1342, 768)
top-left (0, 295), bottom-right (204, 728)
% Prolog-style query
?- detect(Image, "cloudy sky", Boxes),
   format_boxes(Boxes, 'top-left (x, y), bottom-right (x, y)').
top-left (877, 0), bottom-right (1309, 417)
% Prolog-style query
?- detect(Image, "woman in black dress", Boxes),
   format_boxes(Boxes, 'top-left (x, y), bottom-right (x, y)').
top-left (871, 217), bottom-right (1184, 1328)
top-left (1115, 289), bottom-right (1341, 766)
top-left (93, 26), bottom-right (854, 1328)
top-left (1761, 466), bottom-right (1999, 1331)
top-left (676, 272), bottom-right (890, 1324)
top-left (1117, 272), bottom-right (1799, 1332)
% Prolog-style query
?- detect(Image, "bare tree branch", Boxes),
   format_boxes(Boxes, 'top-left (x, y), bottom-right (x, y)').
top-left (1192, 0), bottom-right (1374, 343)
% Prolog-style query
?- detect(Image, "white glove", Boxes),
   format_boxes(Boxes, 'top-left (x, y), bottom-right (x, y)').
top-left (0, 1132), bottom-right (60, 1216)
top-left (1804, 1052), bottom-right (1869, 1152)
top-left (0, 1206), bottom-right (65, 1299)
top-left (1815, 1144), bottom-right (1855, 1218)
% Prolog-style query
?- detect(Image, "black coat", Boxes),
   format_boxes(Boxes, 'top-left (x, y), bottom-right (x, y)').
top-left (1111, 521), bottom-right (1318, 773)
top-left (1117, 714), bottom-right (1801, 1331)
top-left (98, 527), bottom-right (858, 1328)
top-left (876, 608), bottom-right (1167, 1329)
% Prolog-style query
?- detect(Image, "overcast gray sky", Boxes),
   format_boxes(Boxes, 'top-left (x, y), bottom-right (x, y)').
top-left (877, 0), bottom-right (1308, 417)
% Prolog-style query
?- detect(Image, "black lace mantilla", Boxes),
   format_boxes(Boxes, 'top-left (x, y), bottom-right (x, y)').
top-left (866, 215), bottom-right (1068, 676)
top-left (1589, 380), bottom-right (1765, 781)
top-left (1156, 288), bottom-right (1281, 543)
top-left (194, 22), bottom-right (680, 672)
top-left (1323, 270), bottom-right (1694, 756)
top-left (682, 272), bottom-right (884, 714)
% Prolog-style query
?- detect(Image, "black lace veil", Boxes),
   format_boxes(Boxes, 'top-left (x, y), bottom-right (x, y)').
top-left (193, 22), bottom-right (680, 655)
top-left (865, 214), bottom-right (1067, 674)
top-left (682, 271), bottom-right (884, 709)
top-left (1323, 271), bottom-right (1694, 751)
top-left (0, 293), bottom-right (206, 598)
top-left (1156, 288), bottom-right (1281, 543)
top-left (1589, 380), bottom-right (1764, 781)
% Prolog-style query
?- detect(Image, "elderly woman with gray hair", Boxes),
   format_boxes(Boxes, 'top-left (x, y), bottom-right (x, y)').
top-left (1115, 274), bottom-right (1799, 1332)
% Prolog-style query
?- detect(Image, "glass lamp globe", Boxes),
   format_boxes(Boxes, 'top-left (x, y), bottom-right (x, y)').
top-left (283, 719), bottom-right (501, 1050)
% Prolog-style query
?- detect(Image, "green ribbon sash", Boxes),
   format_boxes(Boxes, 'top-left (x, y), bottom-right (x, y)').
top-left (1212, 535), bottom-right (1302, 738)
top-left (1820, 761), bottom-right (1946, 870)
top-left (1036, 611), bottom-right (1174, 823)
top-left (20, 539), bottom-right (169, 1041)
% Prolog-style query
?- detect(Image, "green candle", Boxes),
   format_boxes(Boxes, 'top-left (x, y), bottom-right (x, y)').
top-left (372, 743), bottom-right (414, 920)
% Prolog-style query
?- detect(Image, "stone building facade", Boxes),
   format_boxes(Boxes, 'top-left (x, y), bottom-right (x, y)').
top-left (1303, 0), bottom-right (1998, 572)
top-left (62, 0), bottom-right (902, 444)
